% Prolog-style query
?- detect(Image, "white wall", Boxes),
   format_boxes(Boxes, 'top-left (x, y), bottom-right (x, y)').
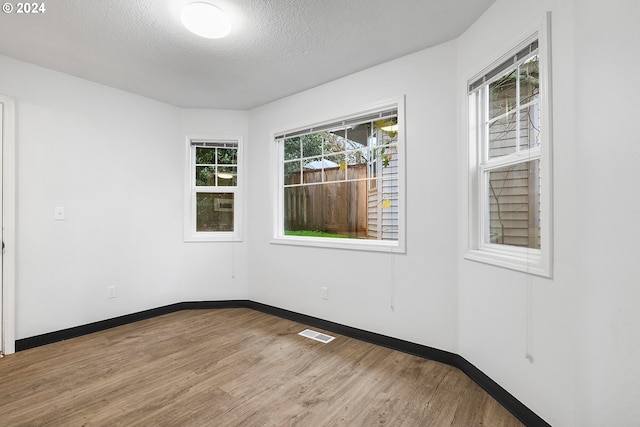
top-left (573, 1), bottom-right (640, 424)
top-left (4, 1), bottom-right (640, 423)
top-left (457, 0), bottom-right (640, 425)
top-left (0, 55), bottom-right (249, 339)
top-left (178, 108), bottom-right (250, 302)
top-left (247, 41), bottom-right (460, 352)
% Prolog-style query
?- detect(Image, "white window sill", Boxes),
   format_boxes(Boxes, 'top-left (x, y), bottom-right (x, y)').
top-left (464, 247), bottom-right (551, 278)
top-left (185, 233), bottom-right (242, 243)
top-left (271, 236), bottom-right (405, 253)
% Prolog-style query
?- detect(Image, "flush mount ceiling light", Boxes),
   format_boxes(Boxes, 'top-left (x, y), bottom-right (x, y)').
top-left (181, 2), bottom-right (231, 39)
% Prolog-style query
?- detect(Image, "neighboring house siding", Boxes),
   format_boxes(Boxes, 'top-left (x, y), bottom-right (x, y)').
top-left (367, 156), bottom-right (399, 240)
top-left (487, 76), bottom-right (540, 248)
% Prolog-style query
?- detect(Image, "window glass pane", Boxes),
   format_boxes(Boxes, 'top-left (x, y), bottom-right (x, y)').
top-left (324, 131), bottom-right (346, 153)
top-left (325, 154), bottom-right (346, 181)
top-left (519, 103), bottom-right (540, 150)
top-left (380, 144), bottom-right (398, 169)
top-left (284, 181), bottom-right (397, 240)
top-left (347, 148), bottom-right (368, 180)
top-left (488, 112), bottom-right (517, 159)
top-left (217, 148), bottom-right (237, 165)
top-left (376, 117), bottom-right (398, 142)
top-left (519, 55), bottom-right (539, 105)
top-left (340, 125), bottom-right (368, 150)
top-left (302, 156), bottom-right (325, 170)
top-left (349, 147), bottom-right (368, 165)
top-left (370, 147), bottom-right (384, 171)
top-left (196, 166), bottom-right (216, 186)
top-left (489, 69), bottom-right (517, 119)
top-left (369, 144), bottom-right (397, 180)
top-left (302, 156), bottom-right (326, 184)
top-left (284, 160), bottom-right (301, 183)
top-left (196, 147), bottom-right (215, 164)
top-left (217, 166), bottom-right (237, 186)
top-left (486, 160), bottom-right (540, 249)
top-left (302, 133), bottom-right (324, 158)
top-left (369, 165), bottom-right (380, 189)
top-left (345, 162), bottom-right (367, 182)
top-left (196, 193), bottom-right (234, 232)
top-left (284, 137), bottom-right (301, 160)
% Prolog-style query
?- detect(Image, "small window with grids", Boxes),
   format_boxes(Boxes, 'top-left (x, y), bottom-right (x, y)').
top-left (185, 137), bottom-right (242, 241)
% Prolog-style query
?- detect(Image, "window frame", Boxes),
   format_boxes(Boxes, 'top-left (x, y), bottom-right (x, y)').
top-left (184, 135), bottom-right (243, 242)
top-left (271, 97), bottom-right (406, 253)
top-left (465, 14), bottom-right (553, 277)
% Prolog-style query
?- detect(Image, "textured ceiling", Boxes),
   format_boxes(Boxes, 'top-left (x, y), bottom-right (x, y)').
top-left (0, 0), bottom-right (495, 109)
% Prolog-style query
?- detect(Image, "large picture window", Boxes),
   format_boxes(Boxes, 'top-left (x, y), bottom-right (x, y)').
top-left (466, 15), bottom-right (552, 276)
top-left (184, 136), bottom-right (242, 242)
top-left (273, 99), bottom-right (405, 252)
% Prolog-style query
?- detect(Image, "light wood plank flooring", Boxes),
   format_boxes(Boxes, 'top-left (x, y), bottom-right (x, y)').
top-left (0, 309), bottom-right (524, 426)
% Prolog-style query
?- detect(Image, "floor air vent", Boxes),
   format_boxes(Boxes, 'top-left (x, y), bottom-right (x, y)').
top-left (298, 329), bottom-right (335, 343)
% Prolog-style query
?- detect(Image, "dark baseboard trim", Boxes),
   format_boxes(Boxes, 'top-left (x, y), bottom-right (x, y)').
top-left (15, 300), bottom-right (550, 427)
top-left (14, 300), bottom-right (246, 352)
top-left (453, 355), bottom-right (550, 427)
top-left (245, 301), bottom-right (459, 366)
top-left (16, 303), bottom-right (182, 351)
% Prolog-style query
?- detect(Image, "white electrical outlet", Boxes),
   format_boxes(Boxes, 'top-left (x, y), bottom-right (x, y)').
top-left (321, 287), bottom-right (328, 300)
top-left (107, 286), bottom-right (117, 299)
top-left (54, 206), bottom-right (66, 220)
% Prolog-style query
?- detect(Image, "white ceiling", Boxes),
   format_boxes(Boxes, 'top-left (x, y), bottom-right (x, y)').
top-left (0, 0), bottom-right (495, 109)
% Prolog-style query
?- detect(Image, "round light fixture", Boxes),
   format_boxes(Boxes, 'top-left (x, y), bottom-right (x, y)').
top-left (181, 2), bottom-right (231, 39)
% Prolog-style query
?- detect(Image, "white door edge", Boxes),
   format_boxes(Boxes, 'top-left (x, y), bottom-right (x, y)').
top-left (1, 95), bottom-right (16, 355)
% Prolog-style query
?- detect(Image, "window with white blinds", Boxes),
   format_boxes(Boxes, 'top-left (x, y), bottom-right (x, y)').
top-left (465, 14), bottom-right (553, 277)
top-left (272, 98), bottom-right (406, 253)
top-left (184, 136), bottom-right (242, 242)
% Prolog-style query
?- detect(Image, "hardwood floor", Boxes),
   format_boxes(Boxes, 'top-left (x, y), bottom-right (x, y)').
top-left (0, 309), bottom-right (524, 426)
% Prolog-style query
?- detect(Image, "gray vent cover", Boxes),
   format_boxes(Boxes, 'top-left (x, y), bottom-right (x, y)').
top-left (298, 329), bottom-right (335, 343)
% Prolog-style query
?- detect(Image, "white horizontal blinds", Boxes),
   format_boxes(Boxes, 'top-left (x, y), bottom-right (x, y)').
top-left (468, 40), bottom-right (539, 94)
top-left (275, 108), bottom-right (398, 140)
top-left (191, 140), bottom-right (238, 148)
